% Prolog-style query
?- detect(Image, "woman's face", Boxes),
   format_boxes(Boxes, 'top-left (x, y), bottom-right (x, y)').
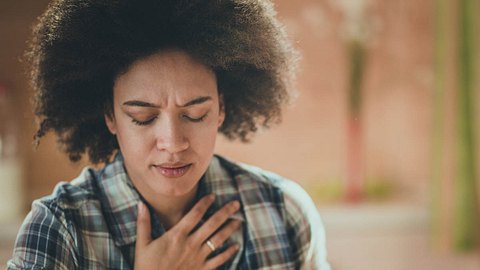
top-left (105, 49), bottom-right (224, 198)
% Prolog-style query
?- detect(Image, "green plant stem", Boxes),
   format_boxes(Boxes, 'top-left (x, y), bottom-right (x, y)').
top-left (454, 0), bottom-right (478, 251)
top-left (345, 40), bottom-right (366, 202)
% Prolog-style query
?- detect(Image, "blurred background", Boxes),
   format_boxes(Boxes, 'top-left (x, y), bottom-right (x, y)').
top-left (1, 0), bottom-right (479, 269)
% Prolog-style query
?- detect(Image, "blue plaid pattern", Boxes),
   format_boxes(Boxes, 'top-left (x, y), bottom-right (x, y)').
top-left (7, 154), bottom-right (330, 269)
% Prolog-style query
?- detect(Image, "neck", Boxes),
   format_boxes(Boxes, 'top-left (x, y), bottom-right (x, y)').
top-left (135, 183), bottom-right (198, 230)
top-left (125, 165), bottom-right (201, 230)
top-left (152, 186), bottom-right (198, 229)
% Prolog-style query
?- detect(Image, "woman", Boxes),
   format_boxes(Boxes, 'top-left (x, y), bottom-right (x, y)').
top-left (8, 0), bottom-right (330, 269)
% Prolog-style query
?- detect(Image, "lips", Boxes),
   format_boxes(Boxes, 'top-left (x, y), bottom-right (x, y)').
top-left (152, 163), bottom-right (192, 178)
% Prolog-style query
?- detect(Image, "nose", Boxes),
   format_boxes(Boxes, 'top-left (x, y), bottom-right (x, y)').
top-left (155, 116), bottom-right (189, 153)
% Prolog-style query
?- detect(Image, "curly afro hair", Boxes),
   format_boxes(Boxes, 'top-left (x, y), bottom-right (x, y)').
top-left (27, 0), bottom-right (298, 164)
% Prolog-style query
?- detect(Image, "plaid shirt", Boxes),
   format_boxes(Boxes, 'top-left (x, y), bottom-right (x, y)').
top-left (8, 154), bottom-right (330, 269)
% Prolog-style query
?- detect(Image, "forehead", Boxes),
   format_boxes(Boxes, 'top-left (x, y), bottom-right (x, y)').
top-left (113, 49), bottom-right (218, 103)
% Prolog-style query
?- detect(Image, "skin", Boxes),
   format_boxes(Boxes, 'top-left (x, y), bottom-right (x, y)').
top-left (105, 49), bottom-right (241, 269)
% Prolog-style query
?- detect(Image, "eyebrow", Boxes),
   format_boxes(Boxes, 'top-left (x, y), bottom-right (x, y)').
top-left (122, 96), bottom-right (212, 108)
top-left (122, 100), bottom-right (157, 107)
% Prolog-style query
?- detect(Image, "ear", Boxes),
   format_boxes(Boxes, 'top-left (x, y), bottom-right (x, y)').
top-left (218, 95), bottom-right (225, 128)
top-left (104, 113), bottom-right (117, 135)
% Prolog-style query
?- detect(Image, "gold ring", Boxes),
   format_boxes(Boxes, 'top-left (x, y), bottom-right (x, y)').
top-left (206, 240), bottom-right (216, 252)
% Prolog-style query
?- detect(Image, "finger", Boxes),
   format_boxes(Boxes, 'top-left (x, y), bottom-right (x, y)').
top-left (176, 194), bottom-right (216, 233)
top-left (135, 202), bottom-right (152, 249)
top-left (193, 200), bottom-right (240, 244)
top-left (204, 244), bottom-right (240, 269)
top-left (201, 220), bottom-right (242, 258)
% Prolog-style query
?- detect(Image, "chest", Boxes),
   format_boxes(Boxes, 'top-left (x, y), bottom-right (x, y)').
top-left (72, 206), bottom-right (296, 270)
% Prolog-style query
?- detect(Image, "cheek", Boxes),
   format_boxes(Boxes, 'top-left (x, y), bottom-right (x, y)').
top-left (116, 123), bottom-right (153, 154)
top-left (188, 122), bottom-right (219, 150)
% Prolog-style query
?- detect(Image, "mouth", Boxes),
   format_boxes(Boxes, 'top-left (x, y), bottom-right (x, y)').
top-left (152, 163), bottom-right (192, 178)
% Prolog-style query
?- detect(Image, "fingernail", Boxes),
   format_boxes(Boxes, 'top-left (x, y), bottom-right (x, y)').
top-left (208, 193), bottom-right (216, 201)
top-left (137, 202), bottom-right (145, 215)
top-left (234, 244), bottom-right (240, 250)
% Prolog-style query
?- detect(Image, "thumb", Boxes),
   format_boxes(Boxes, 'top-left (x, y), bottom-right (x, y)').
top-left (136, 201), bottom-right (152, 249)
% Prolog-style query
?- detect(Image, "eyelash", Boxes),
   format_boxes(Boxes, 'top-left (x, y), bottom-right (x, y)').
top-left (131, 114), bottom-right (208, 126)
top-left (185, 113), bottom-right (208, 123)
top-left (131, 117), bottom-right (156, 126)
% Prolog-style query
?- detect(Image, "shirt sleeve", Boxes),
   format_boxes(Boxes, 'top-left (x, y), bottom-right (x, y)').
top-left (281, 180), bottom-right (331, 270)
top-left (7, 201), bottom-right (77, 270)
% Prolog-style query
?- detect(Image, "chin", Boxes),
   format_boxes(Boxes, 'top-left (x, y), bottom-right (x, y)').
top-left (150, 176), bottom-right (199, 197)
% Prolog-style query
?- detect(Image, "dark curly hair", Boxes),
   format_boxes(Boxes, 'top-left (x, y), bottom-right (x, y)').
top-left (27, 0), bottom-right (298, 164)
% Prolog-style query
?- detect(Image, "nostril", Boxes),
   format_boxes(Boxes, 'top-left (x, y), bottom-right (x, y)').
top-left (155, 135), bottom-right (189, 153)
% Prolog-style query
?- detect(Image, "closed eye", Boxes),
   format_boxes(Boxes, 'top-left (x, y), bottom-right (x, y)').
top-left (131, 117), bottom-right (157, 126)
top-left (184, 113), bottom-right (208, 123)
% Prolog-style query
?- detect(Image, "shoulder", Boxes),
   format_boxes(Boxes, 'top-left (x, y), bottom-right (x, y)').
top-left (216, 155), bottom-right (284, 187)
top-left (39, 166), bottom-right (100, 212)
top-left (216, 155), bottom-right (320, 225)
top-left (8, 201), bottom-right (78, 269)
top-left (16, 166), bottom-right (101, 233)
top-left (7, 166), bottom-right (102, 269)
top-left (217, 155), bottom-right (316, 212)
top-left (26, 165), bottom-right (106, 243)
top-left (15, 167), bottom-right (96, 238)
top-left (216, 155), bottom-right (330, 269)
